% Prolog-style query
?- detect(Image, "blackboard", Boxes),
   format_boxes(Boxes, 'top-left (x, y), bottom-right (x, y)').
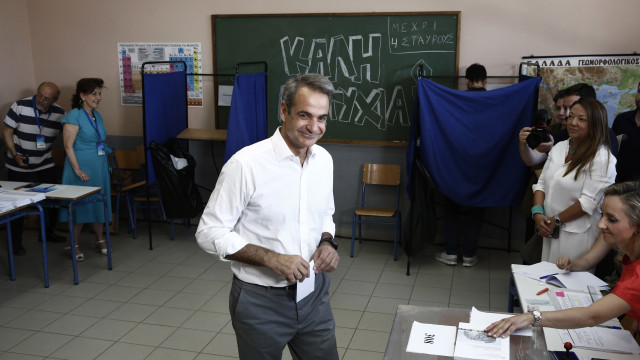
top-left (213, 12), bottom-right (460, 144)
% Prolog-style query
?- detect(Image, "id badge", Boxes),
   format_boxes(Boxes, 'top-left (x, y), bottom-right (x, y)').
top-left (36, 135), bottom-right (46, 149)
top-left (97, 141), bottom-right (105, 155)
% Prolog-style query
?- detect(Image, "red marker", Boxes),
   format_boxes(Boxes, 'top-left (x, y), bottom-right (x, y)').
top-left (536, 287), bottom-right (549, 295)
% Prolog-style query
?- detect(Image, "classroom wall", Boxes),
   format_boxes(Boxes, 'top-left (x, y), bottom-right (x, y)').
top-left (2, 0), bottom-right (639, 245)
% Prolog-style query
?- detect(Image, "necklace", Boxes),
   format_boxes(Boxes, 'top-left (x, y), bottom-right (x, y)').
top-left (569, 138), bottom-right (577, 155)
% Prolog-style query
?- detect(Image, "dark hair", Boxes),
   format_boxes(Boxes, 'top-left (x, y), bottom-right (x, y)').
top-left (603, 181), bottom-right (640, 260)
top-left (71, 78), bottom-right (104, 109)
top-left (281, 73), bottom-right (334, 114)
top-left (564, 97), bottom-right (611, 180)
top-left (465, 63), bottom-right (487, 83)
top-left (564, 83), bottom-right (596, 100)
top-left (553, 89), bottom-right (566, 103)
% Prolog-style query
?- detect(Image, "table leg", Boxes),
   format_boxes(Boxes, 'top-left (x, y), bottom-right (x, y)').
top-left (101, 193), bottom-right (112, 270)
top-left (6, 222), bottom-right (15, 281)
top-left (68, 204), bottom-right (79, 285)
top-left (35, 204), bottom-right (49, 288)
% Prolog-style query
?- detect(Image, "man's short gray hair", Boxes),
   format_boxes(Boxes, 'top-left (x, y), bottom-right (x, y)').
top-left (282, 74), bottom-right (334, 114)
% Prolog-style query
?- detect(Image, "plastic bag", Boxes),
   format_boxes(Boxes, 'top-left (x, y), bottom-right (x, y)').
top-left (149, 139), bottom-right (204, 219)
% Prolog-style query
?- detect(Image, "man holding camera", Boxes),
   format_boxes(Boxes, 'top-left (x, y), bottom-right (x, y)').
top-left (3, 82), bottom-right (66, 255)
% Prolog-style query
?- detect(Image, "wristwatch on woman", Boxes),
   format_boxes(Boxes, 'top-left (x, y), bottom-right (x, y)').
top-left (531, 310), bottom-right (542, 327)
top-left (555, 214), bottom-right (562, 227)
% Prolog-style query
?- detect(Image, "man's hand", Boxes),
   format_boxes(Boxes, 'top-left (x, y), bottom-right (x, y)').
top-left (271, 254), bottom-right (310, 283)
top-left (14, 154), bottom-right (28, 167)
top-left (313, 243), bottom-right (340, 273)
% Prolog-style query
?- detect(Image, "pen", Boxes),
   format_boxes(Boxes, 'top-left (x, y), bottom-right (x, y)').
top-left (43, 184), bottom-right (56, 189)
top-left (595, 325), bottom-right (622, 330)
top-left (536, 288), bottom-right (549, 295)
top-left (539, 273), bottom-right (558, 279)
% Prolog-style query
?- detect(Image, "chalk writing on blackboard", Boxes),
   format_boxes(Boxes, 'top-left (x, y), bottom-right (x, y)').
top-left (388, 17), bottom-right (456, 54)
top-left (280, 33), bottom-right (410, 131)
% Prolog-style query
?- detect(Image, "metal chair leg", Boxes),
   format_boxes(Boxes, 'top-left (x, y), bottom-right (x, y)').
top-left (350, 213), bottom-right (357, 257)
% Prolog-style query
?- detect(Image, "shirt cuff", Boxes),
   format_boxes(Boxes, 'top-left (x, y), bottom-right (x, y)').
top-left (214, 231), bottom-right (249, 261)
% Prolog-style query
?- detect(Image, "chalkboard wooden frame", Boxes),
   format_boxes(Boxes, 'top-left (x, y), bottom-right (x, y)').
top-left (212, 12), bottom-right (460, 145)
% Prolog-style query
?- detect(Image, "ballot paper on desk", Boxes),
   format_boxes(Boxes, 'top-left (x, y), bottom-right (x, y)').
top-left (557, 326), bottom-right (640, 354)
top-left (470, 307), bottom-right (532, 336)
top-left (453, 322), bottom-right (509, 360)
top-left (406, 321), bottom-right (456, 356)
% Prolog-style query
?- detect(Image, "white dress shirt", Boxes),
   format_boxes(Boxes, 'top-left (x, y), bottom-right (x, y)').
top-left (196, 128), bottom-right (335, 287)
top-left (532, 140), bottom-right (616, 262)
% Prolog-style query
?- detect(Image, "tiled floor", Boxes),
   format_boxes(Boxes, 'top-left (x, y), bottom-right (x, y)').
top-left (0, 223), bottom-right (521, 359)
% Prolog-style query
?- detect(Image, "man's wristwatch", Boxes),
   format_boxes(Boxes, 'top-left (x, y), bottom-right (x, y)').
top-left (554, 214), bottom-right (562, 227)
top-left (319, 236), bottom-right (338, 250)
top-left (531, 310), bottom-right (542, 327)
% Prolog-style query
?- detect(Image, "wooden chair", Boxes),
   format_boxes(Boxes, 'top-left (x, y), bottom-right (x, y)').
top-left (350, 163), bottom-right (402, 260)
top-left (109, 149), bottom-right (145, 232)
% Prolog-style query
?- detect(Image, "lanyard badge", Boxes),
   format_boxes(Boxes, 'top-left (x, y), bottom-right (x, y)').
top-left (82, 109), bottom-right (105, 156)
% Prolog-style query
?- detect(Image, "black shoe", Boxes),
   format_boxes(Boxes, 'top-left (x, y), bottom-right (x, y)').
top-left (47, 232), bottom-right (67, 243)
top-left (38, 232), bottom-right (67, 243)
top-left (12, 243), bottom-right (26, 256)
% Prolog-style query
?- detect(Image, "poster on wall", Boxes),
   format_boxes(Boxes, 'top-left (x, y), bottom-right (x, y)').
top-left (521, 54), bottom-right (640, 126)
top-left (117, 42), bottom-right (203, 106)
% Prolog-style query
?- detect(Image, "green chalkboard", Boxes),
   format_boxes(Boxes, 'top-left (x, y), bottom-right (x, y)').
top-left (213, 12), bottom-right (459, 144)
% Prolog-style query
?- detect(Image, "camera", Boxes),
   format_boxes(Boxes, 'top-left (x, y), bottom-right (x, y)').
top-left (526, 109), bottom-right (552, 149)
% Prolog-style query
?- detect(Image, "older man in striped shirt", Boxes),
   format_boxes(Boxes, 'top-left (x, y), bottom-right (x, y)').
top-left (3, 82), bottom-right (66, 255)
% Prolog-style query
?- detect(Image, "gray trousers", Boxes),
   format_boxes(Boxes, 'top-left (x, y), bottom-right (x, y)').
top-left (229, 272), bottom-right (339, 360)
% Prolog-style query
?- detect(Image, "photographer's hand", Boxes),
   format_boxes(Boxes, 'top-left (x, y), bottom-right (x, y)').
top-left (535, 134), bottom-right (555, 153)
top-left (519, 127), bottom-right (532, 144)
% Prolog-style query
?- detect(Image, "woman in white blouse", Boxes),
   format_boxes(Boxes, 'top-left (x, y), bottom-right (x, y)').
top-left (532, 97), bottom-right (616, 263)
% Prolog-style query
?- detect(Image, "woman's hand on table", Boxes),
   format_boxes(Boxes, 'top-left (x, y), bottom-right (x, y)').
top-left (485, 313), bottom-right (534, 338)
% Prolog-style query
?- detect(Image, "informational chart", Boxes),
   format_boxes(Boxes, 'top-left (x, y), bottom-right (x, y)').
top-left (117, 43), bottom-right (203, 106)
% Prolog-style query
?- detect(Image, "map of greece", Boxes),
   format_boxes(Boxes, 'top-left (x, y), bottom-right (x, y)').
top-left (523, 55), bottom-right (640, 126)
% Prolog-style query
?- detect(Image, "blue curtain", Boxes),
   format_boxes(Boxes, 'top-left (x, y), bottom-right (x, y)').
top-left (143, 71), bottom-right (187, 184)
top-left (224, 72), bottom-right (268, 163)
top-left (407, 77), bottom-right (541, 207)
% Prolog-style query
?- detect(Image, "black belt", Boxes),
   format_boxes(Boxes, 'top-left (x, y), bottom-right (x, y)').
top-left (234, 275), bottom-right (297, 297)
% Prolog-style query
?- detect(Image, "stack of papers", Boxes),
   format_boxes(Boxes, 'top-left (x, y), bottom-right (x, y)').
top-left (513, 261), bottom-right (609, 291)
top-left (405, 307), bottom-right (513, 359)
top-left (0, 189), bottom-right (46, 212)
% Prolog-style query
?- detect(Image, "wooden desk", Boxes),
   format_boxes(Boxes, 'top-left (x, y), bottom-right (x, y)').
top-left (384, 305), bottom-right (548, 359)
top-left (1, 181), bottom-right (113, 285)
top-left (511, 264), bottom-right (637, 359)
top-left (177, 127), bottom-right (228, 179)
top-left (177, 128), bottom-right (227, 141)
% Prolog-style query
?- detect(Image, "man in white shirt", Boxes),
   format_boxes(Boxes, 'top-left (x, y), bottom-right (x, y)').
top-left (196, 73), bottom-right (340, 360)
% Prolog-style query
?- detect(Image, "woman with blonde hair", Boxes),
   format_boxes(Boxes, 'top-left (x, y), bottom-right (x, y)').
top-left (486, 181), bottom-right (640, 338)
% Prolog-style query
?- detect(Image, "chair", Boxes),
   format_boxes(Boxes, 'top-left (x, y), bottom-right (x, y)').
top-left (127, 145), bottom-right (174, 240)
top-left (109, 149), bottom-right (146, 232)
top-left (351, 163), bottom-right (402, 260)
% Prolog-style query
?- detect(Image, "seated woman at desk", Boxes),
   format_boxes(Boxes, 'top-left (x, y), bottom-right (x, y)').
top-left (60, 78), bottom-right (111, 261)
top-left (486, 181), bottom-right (640, 338)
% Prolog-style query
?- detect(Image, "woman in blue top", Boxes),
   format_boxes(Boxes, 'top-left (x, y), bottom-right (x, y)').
top-left (60, 78), bottom-right (111, 261)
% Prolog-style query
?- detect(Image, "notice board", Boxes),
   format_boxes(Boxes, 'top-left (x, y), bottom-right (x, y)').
top-left (213, 12), bottom-right (460, 144)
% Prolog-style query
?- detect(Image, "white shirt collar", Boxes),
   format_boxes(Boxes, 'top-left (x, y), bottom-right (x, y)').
top-left (271, 127), bottom-right (317, 162)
